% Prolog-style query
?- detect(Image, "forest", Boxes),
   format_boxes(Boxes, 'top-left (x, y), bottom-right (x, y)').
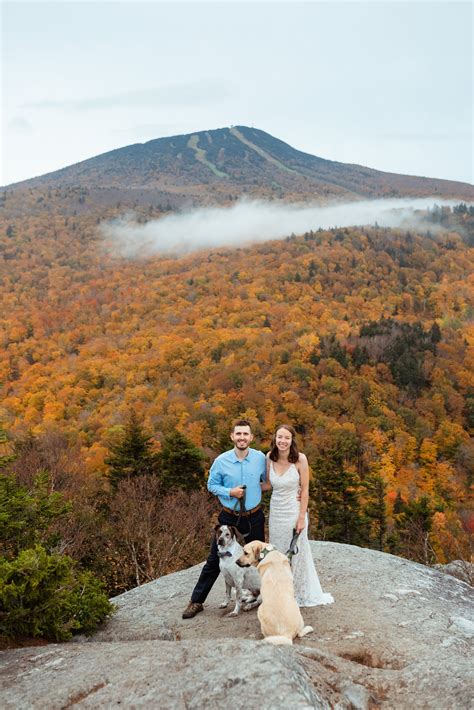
top-left (0, 187), bottom-right (473, 639)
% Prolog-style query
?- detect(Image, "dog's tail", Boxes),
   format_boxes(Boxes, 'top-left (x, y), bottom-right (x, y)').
top-left (297, 625), bottom-right (314, 638)
top-left (264, 635), bottom-right (293, 645)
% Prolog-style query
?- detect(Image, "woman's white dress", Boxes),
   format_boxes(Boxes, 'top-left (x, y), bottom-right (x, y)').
top-left (269, 462), bottom-right (334, 607)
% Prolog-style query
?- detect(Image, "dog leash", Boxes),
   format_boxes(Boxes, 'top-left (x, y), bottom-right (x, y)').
top-left (286, 528), bottom-right (300, 561)
top-left (235, 485), bottom-right (252, 538)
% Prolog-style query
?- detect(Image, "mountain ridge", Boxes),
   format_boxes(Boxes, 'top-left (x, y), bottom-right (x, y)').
top-left (5, 125), bottom-right (473, 204)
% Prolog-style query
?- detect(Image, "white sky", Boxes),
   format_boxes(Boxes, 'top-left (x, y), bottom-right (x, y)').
top-left (1, 0), bottom-right (473, 186)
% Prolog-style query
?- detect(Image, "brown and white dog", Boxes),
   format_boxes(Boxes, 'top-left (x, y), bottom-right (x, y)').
top-left (237, 540), bottom-right (313, 645)
top-left (215, 524), bottom-right (261, 616)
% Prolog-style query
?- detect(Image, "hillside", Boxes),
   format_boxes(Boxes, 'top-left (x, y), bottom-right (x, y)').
top-left (1, 188), bottom-right (473, 573)
top-left (0, 125), bottom-right (473, 585)
top-left (5, 126), bottom-right (474, 207)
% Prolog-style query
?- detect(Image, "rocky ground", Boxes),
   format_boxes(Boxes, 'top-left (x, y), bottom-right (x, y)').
top-left (1, 542), bottom-right (473, 709)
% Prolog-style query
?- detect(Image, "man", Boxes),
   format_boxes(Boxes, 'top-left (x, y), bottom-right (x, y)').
top-left (182, 419), bottom-right (266, 619)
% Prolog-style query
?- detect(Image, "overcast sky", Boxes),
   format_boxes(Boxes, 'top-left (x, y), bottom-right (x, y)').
top-left (2, 0), bottom-right (472, 186)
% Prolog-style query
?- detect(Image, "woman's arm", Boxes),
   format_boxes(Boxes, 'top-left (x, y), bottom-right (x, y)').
top-left (261, 452), bottom-right (272, 492)
top-left (296, 453), bottom-right (309, 533)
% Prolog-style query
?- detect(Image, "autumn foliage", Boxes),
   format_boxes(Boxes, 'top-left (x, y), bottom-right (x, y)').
top-left (1, 187), bottom-right (473, 583)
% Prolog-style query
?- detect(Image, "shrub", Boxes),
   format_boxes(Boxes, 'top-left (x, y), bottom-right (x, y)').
top-left (0, 470), bottom-right (114, 642)
top-left (0, 471), bottom-right (70, 558)
top-left (105, 477), bottom-right (216, 593)
top-left (0, 544), bottom-right (113, 641)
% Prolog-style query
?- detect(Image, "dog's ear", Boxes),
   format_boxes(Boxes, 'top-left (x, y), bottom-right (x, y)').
top-left (243, 540), bottom-right (258, 561)
top-left (251, 540), bottom-right (266, 561)
top-left (232, 527), bottom-right (245, 545)
top-left (214, 523), bottom-right (221, 534)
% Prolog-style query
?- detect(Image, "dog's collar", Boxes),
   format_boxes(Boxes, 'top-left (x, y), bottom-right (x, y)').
top-left (218, 551), bottom-right (233, 558)
top-left (258, 544), bottom-right (275, 561)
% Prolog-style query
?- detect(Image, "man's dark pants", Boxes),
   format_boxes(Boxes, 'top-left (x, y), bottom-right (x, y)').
top-left (190, 508), bottom-right (265, 604)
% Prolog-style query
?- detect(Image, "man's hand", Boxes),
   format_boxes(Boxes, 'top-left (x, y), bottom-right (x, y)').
top-left (230, 485), bottom-right (246, 499)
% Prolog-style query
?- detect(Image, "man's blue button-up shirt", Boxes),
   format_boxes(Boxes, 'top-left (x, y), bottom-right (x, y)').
top-left (207, 447), bottom-right (266, 511)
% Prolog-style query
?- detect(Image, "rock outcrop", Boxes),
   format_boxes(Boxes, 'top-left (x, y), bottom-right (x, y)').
top-left (1, 542), bottom-right (473, 709)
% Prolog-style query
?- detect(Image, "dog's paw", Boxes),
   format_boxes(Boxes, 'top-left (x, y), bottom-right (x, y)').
top-left (243, 601), bottom-right (259, 611)
top-left (241, 593), bottom-right (254, 603)
top-left (219, 601), bottom-right (229, 608)
top-left (227, 610), bottom-right (239, 617)
top-left (297, 625), bottom-right (314, 638)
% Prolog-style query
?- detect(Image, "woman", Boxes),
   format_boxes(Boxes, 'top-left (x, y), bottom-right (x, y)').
top-left (264, 424), bottom-right (333, 607)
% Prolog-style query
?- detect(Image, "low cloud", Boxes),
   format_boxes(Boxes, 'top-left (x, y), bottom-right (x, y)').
top-left (100, 197), bottom-right (459, 259)
top-left (25, 80), bottom-right (231, 112)
top-left (8, 116), bottom-right (34, 134)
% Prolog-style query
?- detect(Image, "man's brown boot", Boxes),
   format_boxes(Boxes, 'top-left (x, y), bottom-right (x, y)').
top-left (182, 601), bottom-right (203, 619)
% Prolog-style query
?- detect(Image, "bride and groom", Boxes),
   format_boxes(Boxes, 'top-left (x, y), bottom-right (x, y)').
top-left (182, 419), bottom-right (333, 619)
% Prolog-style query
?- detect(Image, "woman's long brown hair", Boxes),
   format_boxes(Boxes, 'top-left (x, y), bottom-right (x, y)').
top-left (269, 424), bottom-right (299, 463)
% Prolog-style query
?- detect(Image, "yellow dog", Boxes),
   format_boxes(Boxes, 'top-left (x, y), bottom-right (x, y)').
top-left (237, 540), bottom-right (313, 645)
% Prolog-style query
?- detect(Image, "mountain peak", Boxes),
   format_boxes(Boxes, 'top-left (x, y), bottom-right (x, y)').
top-left (8, 126), bottom-right (473, 203)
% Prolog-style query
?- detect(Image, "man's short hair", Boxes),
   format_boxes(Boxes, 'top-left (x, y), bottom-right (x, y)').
top-left (232, 419), bottom-right (252, 431)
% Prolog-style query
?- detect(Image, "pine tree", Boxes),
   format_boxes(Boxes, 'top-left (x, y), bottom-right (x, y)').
top-left (393, 490), bottom-right (405, 514)
top-left (430, 322), bottom-right (441, 344)
top-left (312, 432), bottom-right (366, 545)
top-left (105, 411), bottom-right (158, 489)
top-left (362, 474), bottom-right (387, 550)
top-left (158, 430), bottom-right (205, 492)
top-left (391, 495), bottom-right (435, 564)
top-left (0, 425), bottom-right (15, 470)
top-left (314, 462), bottom-right (365, 544)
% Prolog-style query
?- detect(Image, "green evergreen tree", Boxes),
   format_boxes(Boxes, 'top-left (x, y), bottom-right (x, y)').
top-left (0, 471), bottom-right (70, 558)
top-left (0, 472), bottom-right (113, 641)
top-left (320, 334), bottom-right (348, 368)
top-left (105, 411), bottom-right (158, 489)
top-left (0, 426), bottom-right (14, 469)
top-left (362, 474), bottom-right (387, 550)
top-left (351, 344), bottom-right (370, 368)
top-left (0, 544), bottom-right (113, 641)
top-left (429, 322), bottom-right (441, 345)
top-left (158, 430), bottom-right (205, 492)
top-left (393, 490), bottom-right (405, 514)
top-left (389, 349), bottom-right (425, 393)
top-left (391, 495), bottom-right (435, 564)
top-left (314, 459), bottom-right (365, 544)
top-left (464, 390), bottom-right (474, 430)
top-left (313, 432), bottom-right (366, 545)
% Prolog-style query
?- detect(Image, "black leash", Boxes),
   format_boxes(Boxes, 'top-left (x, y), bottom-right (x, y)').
top-left (235, 485), bottom-right (252, 538)
top-left (286, 528), bottom-right (300, 561)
